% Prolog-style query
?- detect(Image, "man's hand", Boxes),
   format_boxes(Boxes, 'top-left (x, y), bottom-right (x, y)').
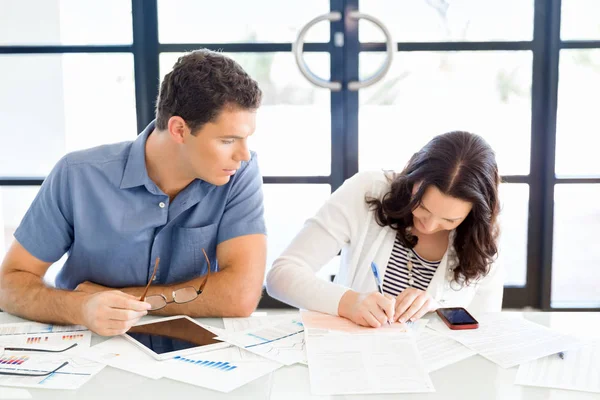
top-left (339, 290), bottom-right (395, 328)
top-left (393, 288), bottom-right (439, 323)
top-left (80, 291), bottom-right (151, 336)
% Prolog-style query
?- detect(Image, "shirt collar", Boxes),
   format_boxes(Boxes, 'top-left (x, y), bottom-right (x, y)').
top-left (120, 120), bottom-right (155, 190)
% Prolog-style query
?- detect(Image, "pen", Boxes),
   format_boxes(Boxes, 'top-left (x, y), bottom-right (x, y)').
top-left (370, 262), bottom-right (391, 325)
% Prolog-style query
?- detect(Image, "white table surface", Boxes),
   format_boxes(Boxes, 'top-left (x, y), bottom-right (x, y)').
top-left (0, 310), bottom-right (598, 400)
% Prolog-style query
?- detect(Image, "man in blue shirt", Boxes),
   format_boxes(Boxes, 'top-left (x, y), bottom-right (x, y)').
top-left (0, 50), bottom-right (267, 336)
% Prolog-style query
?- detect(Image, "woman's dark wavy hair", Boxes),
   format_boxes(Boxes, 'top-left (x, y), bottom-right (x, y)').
top-left (366, 131), bottom-right (500, 286)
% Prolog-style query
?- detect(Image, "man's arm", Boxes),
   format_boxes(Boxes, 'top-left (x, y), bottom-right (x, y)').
top-left (0, 240), bottom-right (150, 336)
top-left (0, 240), bottom-right (85, 324)
top-left (79, 234), bottom-right (267, 318)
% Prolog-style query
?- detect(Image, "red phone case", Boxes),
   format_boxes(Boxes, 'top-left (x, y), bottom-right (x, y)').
top-left (436, 308), bottom-right (479, 330)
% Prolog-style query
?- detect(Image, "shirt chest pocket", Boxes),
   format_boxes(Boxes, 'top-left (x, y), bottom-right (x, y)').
top-left (168, 224), bottom-right (218, 283)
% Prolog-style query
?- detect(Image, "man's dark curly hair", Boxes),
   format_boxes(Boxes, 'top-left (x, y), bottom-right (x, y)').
top-left (156, 49), bottom-right (262, 134)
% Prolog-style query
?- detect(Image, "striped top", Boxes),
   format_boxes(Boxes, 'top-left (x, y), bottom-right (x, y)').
top-left (382, 234), bottom-right (441, 296)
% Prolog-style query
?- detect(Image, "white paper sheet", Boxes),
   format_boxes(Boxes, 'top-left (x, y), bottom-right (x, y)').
top-left (78, 336), bottom-right (163, 379)
top-left (0, 353), bottom-right (104, 390)
top-left (417, 328), bottom-right (476, 372)
top-left (223, 315), bottom-right (293, 332)
top-left (305, 331), bottom-right (434, 395)
top-left (0, 387), bottom-right (31, 399)
top-left (218, 318), bottom-right (306, 365)
top-left (515, 341), bottom-right (600, 394)
top-left (0, 323), bottom-right (86, 336)
top-left (161, 347), bottom-right (281, 393)
top-left (301, 310), bottom-right (413, 334)
top-left (0, 330), bottom-right (91, 350)
top-left (0, 324), bottom-right (100, 390)
top-left (222, 316), bottom-right (294, 362)
top-left (428, 313), bottom-right (580, 369)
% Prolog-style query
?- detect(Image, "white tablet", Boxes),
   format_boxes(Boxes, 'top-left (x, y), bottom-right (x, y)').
top-left (123, 315), bottom-right (229, 360)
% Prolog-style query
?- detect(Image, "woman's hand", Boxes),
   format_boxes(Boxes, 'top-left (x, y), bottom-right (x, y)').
top-left (393, 288), bottom-right (440, 323)
top-left (338, 290), bottom-right (395, 328)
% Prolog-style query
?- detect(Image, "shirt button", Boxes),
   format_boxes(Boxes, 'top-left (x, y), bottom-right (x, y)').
top-left (159, 202), bottom-right (166, 208)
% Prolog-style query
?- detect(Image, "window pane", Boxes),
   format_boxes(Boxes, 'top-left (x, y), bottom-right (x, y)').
top-left (552, 185), bottom-right (600, 308)
top-left (498, 184), bottom-right (529, 287)
top-left (263, 184), bottom-right (332, 281)
top-left (561, 0), bottom-right (600, 40)
top-left (0, 187), bottom-right (64, 285)
top-left (0, 54), bottom-right (137, 177)
top-left (0, 0), bottom-right (132, 45)
top-left (359, 0), bottom-right (534, 42)
top-left (0, 187), bottom-right (38, 255)
top-left (160, 52), bottom-right (331, 176)
top-left (555, 49), bottom-right (600, 176)
top-left (157, 0), bottom-right (329, 43)
top-left (358, 51), bottom-right (532, 176)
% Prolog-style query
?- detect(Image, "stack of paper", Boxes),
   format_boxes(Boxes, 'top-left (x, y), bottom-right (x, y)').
top-left (417, 328), bottom-right (476, 372)
top-left (0, 322), bottom-right (104, 390)
top-left (301, 310), bottom-right (413, 334)
top-left (77, 318), bottom-right (286, 393)
top-left (428, 313), bottom-right (580, 368)
top-left (515, 341), bottom-right (600, 394)
top-left (160, 346), bottom-right (281, 393)
top-left (217, 317), bottom-right (306, 365)
top-left (222, 315), bottom-right (294, 362)
top-left (78, 336), bottom-right (164, 379)
top-left (301, 311), bottom-right (434, 395)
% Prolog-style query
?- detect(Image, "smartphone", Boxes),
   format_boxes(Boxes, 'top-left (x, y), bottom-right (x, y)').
top-left (436, 307), bottom-right (479, 330)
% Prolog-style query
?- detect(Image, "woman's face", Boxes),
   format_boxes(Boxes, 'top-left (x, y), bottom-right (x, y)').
top-left (411, 184), bottom-right (473, 235)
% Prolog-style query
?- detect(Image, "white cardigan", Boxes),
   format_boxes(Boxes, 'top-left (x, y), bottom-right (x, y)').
top-left (266, 171), bottom-right (504, 317)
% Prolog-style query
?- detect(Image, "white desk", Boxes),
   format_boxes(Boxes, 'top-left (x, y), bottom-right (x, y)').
top-left (0, 311), bottom-right (598, 399)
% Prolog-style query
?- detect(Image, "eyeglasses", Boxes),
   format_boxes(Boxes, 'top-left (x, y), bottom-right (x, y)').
top-left (140, 249), bottom-right (211, 311)
top-left (0, 343), bottom-right (77, 377)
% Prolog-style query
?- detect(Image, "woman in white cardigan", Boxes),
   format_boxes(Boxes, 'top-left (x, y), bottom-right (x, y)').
top-left (267, 131), bottom-right (503, 328)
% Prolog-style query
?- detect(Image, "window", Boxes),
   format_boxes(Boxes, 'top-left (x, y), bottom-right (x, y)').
top-left (2, 0), bottom-right (596, 310)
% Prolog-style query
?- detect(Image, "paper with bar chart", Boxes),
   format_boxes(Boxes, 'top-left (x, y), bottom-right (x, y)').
top-left (1, 332), bottom-right (91, 350)
top-left (0, 322), bottom-right (87, 336)
top-left (217, 318), bottom-right (307, 365)
top-left (0, 352), bottom-right (104, 390)
top-left (0, 323), bottom-right (102, 390)
top-left (161, 347), bottom-right (281, 393)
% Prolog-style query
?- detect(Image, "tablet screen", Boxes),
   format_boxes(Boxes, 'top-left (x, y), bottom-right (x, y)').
top-left (126, 317), bottom-right (220, 355)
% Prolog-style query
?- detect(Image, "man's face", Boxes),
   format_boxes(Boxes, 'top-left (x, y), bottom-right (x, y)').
top-left (180, 107), bottom-right (256, 186)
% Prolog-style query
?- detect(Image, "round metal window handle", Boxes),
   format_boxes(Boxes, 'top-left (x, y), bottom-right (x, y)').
top-left (347, 11), bottom-right (394, 91)
top-left (293, 11), bottom-right (343, 91)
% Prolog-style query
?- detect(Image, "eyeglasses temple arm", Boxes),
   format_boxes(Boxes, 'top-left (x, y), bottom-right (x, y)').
top-left (139, 257), bottom-right (160, 301)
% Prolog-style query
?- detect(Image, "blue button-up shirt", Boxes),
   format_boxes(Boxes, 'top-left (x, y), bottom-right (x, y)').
top-left (15, 121), bottom-right (266, 289)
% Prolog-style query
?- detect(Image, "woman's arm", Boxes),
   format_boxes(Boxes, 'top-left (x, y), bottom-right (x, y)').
top-left (266, 220), bottom-right (348, 315)
top-left (266, 172), bottom-right (379, 315)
